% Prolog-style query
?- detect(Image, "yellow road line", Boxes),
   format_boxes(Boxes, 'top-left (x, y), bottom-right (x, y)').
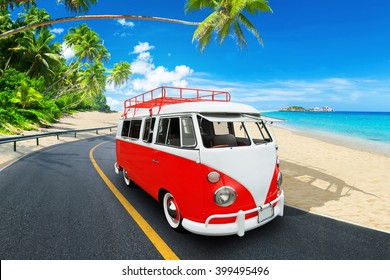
top-left (89, 141), bottom-right (179, 260)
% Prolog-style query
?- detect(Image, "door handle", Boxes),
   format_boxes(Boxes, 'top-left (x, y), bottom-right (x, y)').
top-left (152, 159), bottom-right (160, 164)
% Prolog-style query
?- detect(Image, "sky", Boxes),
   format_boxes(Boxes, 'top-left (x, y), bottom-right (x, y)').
top-left (13, 0), bottom-right (390, 112)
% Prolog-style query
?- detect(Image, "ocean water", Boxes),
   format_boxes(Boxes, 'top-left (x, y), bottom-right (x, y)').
top-left (262, 111), bottom-right (390, 156)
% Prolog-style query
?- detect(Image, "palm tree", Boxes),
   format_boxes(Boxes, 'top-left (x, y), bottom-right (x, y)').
top-left (1, 0), bottom-right (272, 53)
top-left (64, 24), bottom-right (109, 63)
top-left (0, 0), bottom-right (36, 10)
top-left (19, 6), bottom-right (51, 31)
top-left (0, 8), bottom-right (18, 73)
top-left (16, 28), bottom-right (62, 81)
top-left (57, 0), bottom-right (98, 13)
top-left (0, 14), bottom-right (200, 39)
top-left (108, 61), bottom-right (132, 87)
top-left (1, 0), bottom-right (92, 13)
top-left (11, 81), bottom-right (43, 109)
top-left (77, 61), bottom-right (106, 97)
top-left (185, 0), bottom-right (272, 52)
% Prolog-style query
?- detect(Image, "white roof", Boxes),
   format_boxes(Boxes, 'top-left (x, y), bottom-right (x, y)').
top-left (125, 101), bottom-right (260, 118)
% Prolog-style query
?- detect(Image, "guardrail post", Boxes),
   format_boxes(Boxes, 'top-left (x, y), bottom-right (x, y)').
top-left (57, 134), bottom-right (59, 140)
top-left (74, 132), bottom-right (77, 138)
top-left (14, 141), bottom-right (16, 152)
top-left (96, 130), bottom-right (98, 135)
top-left (36, 138), bottom-right (39, 146)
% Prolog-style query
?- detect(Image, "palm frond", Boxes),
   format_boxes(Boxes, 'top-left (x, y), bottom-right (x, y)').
top-left (192, 11), bottom-right (219, 42)
top-left (238, 13), bottom-right (263, 45)
top-left (245, 0), bottom-right (272, 14)
top-left (233, 20), bottom-right (247, 49)
top-left (229, 0), bottom-right (247, 18)
top-left (217, 18), bottom-right (233, 45)
top-left (185, 0), bottom-right (217, 14)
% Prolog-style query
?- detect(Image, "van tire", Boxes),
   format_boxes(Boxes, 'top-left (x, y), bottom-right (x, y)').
top-left (122, 169), bottom-right (133, 187)
top-left (162, 192), bottom-right (184, 231)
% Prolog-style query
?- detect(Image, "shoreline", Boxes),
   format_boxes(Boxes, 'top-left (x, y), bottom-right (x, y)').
top-left (1, 111), bottom-right (389, 233)
top-left (270, 122), bottom-right (390, 158)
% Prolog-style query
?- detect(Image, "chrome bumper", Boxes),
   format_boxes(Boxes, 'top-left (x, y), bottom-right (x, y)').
top-left (182, 191), bottom-right (284, 237)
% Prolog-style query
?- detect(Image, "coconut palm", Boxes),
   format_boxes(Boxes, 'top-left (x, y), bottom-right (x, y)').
top-left (1, 0), bottom-right (92, 13)
top-left (11, 81), bottom-right (43, 109)
top-left (0, 8), bottom-right (18, 73)
top-left (1, 1), bottom-right (272, 52)
top-left (19, 6), bottom-right (51, 31)
top-left (16, 28), bottom-right (62, 80)
top-left (77, 61), bottom-right (106, 97)
top-left (0, 0), bottom-right (36, 10)
top-left (64, 24), bottom-right (109, 63)
top-left (185, 0), bottom-right (272, 51)
top-left (57, 0), bottom-right (98, 13)
top-left (108, 61), bottom-right (132, 87)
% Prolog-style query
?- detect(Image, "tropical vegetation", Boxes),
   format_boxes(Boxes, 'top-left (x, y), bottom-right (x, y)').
top-left (0, 0), bottom-right (271, 134)
top-left (0, 4), bottom-right (131, 134)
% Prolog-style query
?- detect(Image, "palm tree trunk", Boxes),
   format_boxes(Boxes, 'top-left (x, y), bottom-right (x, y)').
top-left (42, 63), bottom-right (81, 95)
top-left (0, 15), bottom-right (200, 39)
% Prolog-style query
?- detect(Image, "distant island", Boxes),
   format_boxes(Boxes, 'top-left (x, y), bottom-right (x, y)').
top-left (280, 106), bottom-right (334, 112)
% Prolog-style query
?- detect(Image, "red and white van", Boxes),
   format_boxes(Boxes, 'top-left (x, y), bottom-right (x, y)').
top-left (115, 86), bottom-right (284, 237)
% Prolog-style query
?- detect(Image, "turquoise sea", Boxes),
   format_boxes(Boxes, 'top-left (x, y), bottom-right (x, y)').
top-left (262, 111), bottom-right (390, 156)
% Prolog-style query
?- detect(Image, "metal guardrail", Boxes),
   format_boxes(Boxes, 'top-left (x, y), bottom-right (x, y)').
top-left (0, 125), bottom-right (116, 152)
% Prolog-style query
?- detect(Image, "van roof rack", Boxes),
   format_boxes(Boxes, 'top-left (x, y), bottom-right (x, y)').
top-left (123, 86), bottom-right (231, 117)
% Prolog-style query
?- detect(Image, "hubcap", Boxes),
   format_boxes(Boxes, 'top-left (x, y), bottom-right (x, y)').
top-left (163, 193), bottom-right (181, 228)
top-left (167, 197), bottom-right (179, 222)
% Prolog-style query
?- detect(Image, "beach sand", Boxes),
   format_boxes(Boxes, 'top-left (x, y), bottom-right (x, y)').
top-left (1, 112), bottom-right (389, 233)
top-left (270, 126), bottom-right (390, 233)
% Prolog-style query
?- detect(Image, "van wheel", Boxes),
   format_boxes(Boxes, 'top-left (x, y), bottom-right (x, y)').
top-left (122, 169), bottom-right (132, 187)
top-left (163, 192), bottom-right (183, 231)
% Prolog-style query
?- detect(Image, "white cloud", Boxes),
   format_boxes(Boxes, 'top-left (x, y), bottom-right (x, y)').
top-left (131, 54), bottom-right (193, 91)
top-left (61, 42), bottom-right (75, 60)
top-left (131, 52), bottom-right (154, 75)
top-left (117, 19), bottom-right (135, 28)
top-left (105, 42), bottom-right (194, 106)
top-left (51, 28), bottom-right (64, 34)
top-left (106, 97), bottom-right (122, 111)
top-left (132, 42), bottom-right (155, 54)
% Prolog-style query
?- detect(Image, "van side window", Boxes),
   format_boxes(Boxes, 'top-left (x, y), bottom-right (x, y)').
top-left (121, 120), bottom-right (131, 137)
top-left (156, 117), bottom-right (180, 147)
top-left (167, 118), bottom-right (180, 146)
top-left (143, 118), bottom-right (156, 143)
top-left (181, 117), bottom-right (196, 147)
top-left (157, 118), bottom-right (169, 144)
top-left (129, 120), bottom-right (142, 139)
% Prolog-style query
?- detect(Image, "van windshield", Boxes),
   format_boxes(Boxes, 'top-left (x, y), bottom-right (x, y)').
top-left (197, 114), bottom-right (273, 148)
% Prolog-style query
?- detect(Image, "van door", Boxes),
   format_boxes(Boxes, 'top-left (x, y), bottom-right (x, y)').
top-left (150, 116), bottom-right (202, 217)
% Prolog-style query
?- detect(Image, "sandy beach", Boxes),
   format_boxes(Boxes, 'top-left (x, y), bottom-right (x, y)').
top-left (270, 126), bottom-right (390, 233)
top-left (1, 111), bottom-right (389, 233)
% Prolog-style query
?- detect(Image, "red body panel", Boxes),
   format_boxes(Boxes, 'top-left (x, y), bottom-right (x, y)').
top-left (116, 139), bottom-right (279, 224)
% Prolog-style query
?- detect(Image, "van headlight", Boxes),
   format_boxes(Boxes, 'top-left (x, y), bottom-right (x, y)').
top-left (214, 186), bottom-right (237, 207)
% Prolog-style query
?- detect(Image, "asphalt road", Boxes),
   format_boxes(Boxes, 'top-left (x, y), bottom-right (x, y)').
top-left (0, 134), bottom-right (389, 260)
